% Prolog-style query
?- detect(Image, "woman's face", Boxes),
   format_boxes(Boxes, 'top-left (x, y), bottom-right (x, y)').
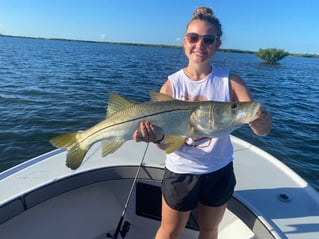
top-left (183, 20), bottom-right (221, 64)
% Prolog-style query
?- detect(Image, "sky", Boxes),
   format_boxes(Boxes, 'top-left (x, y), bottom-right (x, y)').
top-left (0, 0), bottom-right (318, 54)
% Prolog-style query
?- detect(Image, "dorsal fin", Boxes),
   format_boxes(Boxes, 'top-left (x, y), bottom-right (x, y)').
top-left (149, 91), bottom-right (175, 102)
top-left (106, 92), bottom-right (136, 117)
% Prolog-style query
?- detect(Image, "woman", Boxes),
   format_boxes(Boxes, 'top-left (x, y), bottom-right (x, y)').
top-left (133, 7), bottom-right (272, 239)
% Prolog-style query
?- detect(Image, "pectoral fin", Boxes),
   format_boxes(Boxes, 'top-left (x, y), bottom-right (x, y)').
top-left (101, 140), bottom-right (125, 157)
top-left (164, 136), bottom-right (185, 154)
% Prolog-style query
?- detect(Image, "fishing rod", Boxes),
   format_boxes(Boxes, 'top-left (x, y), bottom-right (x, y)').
top-left (107, 42), bottom-right (184, 239)
top-left (107, 143), bottom-right (150, 239)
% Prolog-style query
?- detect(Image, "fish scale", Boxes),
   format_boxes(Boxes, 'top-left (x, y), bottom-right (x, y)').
top-left (50, 91), bottom-right (260, 169)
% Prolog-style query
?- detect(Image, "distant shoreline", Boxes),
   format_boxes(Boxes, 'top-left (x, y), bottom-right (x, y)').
top-left (1, 34), bottom-right (318, 58)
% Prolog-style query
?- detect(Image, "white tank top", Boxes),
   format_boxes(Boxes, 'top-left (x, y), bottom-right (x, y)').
top-left (165, 66), bottom-right (234, 174)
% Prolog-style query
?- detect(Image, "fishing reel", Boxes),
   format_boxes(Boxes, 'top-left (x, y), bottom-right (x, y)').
top-left (106, 220), bottom-right (130, 238)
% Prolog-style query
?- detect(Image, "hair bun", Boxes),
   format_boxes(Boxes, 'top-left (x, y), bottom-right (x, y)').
top-left (193, 7), bottom-right (214, 17)
top-left (188, 6), bottom-right (222, 37)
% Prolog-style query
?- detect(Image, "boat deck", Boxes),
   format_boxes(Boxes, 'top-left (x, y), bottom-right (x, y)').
top-left (0, 136), bottom-right (318, 238)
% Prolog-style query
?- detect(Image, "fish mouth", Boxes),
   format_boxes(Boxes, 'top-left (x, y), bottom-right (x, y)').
top-left (231, 102), bottom-right (261, 124)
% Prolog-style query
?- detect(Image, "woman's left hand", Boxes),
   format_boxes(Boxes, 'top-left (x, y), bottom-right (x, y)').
top-left (133, 121), bottom-right (163, 143)
top-left (249, 107), bottom-right (272, 136)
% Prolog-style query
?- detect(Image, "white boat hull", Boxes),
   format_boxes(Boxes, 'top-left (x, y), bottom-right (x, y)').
top-left (0, 136), bottom-right (318, 238)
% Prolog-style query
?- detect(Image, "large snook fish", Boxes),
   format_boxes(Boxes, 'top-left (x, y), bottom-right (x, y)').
top-left (50, 91), bottom-right (260, 169)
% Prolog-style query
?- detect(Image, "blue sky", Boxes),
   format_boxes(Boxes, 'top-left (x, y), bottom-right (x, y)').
top-left (0, 0), bottom-right (318, 54)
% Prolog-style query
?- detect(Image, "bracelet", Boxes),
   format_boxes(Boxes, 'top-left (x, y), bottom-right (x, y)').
top-left (153, 135), bottom-right (165, 144)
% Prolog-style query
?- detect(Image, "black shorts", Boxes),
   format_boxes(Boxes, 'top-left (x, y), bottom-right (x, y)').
top-left (161, 162), bottom-right (236, 211)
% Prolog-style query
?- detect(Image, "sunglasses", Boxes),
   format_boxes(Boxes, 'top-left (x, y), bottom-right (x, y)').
top-left (185, 33), bottom-right (218, 46)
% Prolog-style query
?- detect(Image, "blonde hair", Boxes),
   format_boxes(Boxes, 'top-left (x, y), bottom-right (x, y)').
top-left (187, 7), bottom-right (222, 37)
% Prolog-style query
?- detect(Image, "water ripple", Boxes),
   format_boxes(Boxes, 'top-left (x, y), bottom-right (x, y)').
top-left (0, 36), bottom-right (318, 191)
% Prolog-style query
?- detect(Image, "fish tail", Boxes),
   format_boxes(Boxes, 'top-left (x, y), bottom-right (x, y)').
top-left (50, 132), bottom-right (78, 149)
top-left (66, 145), bottom-right (88, 170)
top-left (50, 132), bottom-right (88, 169)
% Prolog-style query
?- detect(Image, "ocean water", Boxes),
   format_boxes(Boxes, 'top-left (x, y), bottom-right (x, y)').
top-left (0, 36), bottom-right (318, 190)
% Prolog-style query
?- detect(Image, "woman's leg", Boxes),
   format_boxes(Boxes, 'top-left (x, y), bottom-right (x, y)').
top-left (197, 202), bottom-right (227, 239)
top-left (155, 196), bottom-right (191, 239)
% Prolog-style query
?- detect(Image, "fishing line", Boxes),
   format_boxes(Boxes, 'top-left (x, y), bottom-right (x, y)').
top-left (108, 39), bottom-right (184, 239)
top-left (107, 142), bottom-right (150, 239)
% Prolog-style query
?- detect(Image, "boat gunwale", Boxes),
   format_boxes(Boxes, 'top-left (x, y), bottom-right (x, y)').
top-left (1, 136), bottom-right (318, 238)
top-left (1, 164), bottom-right (279, 239)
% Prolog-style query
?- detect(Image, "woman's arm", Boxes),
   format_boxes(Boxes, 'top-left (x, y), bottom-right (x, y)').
top-left (230, 73), bottom-right (272, 136)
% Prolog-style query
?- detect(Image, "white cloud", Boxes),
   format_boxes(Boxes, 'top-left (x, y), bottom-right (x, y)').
top-left (100, 33), bottom-right (107, 41)
top-left (175, 37), bottom-right (183, 46)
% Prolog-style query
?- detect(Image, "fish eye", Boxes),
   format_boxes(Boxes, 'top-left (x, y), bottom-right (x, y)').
top-left (231, 103), bottom-right (238, 110)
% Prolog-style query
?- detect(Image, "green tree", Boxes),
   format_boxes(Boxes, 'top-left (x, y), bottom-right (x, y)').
top-left (255, 48), bottom-right (289, 64)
